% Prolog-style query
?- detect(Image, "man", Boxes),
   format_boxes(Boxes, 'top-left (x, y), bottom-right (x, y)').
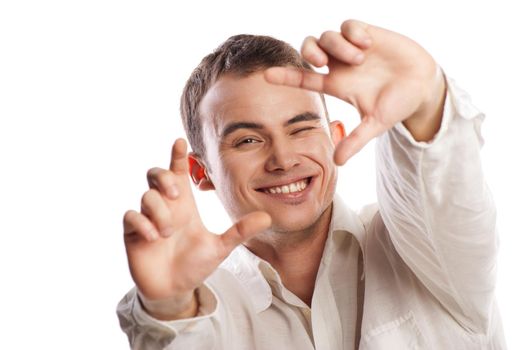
top-left (117, 19), bottom-right (506, 349)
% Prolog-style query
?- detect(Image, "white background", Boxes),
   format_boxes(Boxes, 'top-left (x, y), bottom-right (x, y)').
top-left (1, 0), bottom-right (521, 348)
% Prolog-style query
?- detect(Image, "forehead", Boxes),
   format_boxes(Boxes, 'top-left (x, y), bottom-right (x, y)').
top-left (199, 71), bottom-right (326, 135)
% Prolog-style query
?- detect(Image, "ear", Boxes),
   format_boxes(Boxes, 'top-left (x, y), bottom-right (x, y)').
top-left (329, 120), bottom-right (346, 146)
top-left (188, 153), bottom-right (215, 191)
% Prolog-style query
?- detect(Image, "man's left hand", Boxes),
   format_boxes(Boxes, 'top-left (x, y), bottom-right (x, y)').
top-left (265, 19), bottom-right (446, 165)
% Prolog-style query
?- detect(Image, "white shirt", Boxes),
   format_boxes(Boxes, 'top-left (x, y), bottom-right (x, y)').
top-left (117, 77), bottom-right (507, 349)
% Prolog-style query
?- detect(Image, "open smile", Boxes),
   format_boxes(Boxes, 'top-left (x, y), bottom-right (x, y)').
top-left (259, 177), bottom-right (311, 194)
top-left (255, 176), bottom-right (314, 201)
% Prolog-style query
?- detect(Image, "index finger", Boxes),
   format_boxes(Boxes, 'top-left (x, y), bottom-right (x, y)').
top-left (169, 138), bottom-right (189, 174)
top-left (264, 67), bottom-right (328, 94)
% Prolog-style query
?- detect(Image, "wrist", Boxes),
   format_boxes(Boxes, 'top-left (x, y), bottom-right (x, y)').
top-left (403, 66), bottom-right (446, 142)
top-left (138, 289), bottom-right (199, 321)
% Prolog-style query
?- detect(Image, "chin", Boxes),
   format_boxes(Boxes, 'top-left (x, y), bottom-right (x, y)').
top-left (268, 207), bottom-right (328, 234)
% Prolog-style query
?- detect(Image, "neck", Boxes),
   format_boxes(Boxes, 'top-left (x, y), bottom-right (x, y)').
top-left (244, 204), bottom-right (332, 306)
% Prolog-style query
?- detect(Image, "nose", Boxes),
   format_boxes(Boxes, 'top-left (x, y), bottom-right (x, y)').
top-left (264, 138), bottom-right (300, 172)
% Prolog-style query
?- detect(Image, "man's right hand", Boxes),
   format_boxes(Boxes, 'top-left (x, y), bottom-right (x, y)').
top-left (123, 138), bottom-right (271, 320)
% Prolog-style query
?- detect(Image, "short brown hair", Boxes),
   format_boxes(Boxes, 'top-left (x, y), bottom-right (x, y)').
top-left (180, 34), bottom-right (325, 159)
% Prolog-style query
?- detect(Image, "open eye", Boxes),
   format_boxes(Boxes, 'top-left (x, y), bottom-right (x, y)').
top-left (234, 137), bottom-right (261, 147)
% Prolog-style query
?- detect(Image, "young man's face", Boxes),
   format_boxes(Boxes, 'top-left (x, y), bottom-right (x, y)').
top-left (199, 71), bottom-right (343, 234)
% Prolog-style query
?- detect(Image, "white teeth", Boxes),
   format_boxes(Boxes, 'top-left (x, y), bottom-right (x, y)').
top-left (263, 179), bottom-right (309, 195)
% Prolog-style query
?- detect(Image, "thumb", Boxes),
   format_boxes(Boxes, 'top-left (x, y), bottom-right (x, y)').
top-left (219, 211), bottom-right (271, 254)
top-left (334, 118), bottom-right (382, 165)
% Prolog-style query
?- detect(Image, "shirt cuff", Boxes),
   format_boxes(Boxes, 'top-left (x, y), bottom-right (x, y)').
top-left (392, 71), bottom-right (484, 149)
top-left (132, 283), bottom-right (219, 335)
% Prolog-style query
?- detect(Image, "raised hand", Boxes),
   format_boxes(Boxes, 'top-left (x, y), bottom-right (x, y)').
top-left (123, 139), bottom-right (271, 319)
top-left (265, 19), bottom-right (446, 165)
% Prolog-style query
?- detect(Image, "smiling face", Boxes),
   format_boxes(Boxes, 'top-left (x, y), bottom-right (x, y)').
top-left (198, 71), bottom-right (344, 235)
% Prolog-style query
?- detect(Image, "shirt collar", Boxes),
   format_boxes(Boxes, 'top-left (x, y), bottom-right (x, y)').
top-left (219, 245), bottom-right (273, 313)
top-left (219, 194), bottom-right (367, 313)
top-left (329, 193), bottom-right (367, 250)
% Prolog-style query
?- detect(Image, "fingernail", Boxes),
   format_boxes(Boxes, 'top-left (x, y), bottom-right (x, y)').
top-left (354, 53), bottom-right (365, 64)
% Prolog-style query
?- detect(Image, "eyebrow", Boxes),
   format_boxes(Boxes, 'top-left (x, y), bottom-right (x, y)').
top-left (220, 112), bottom-right (321, 139)
top-left (285, 112), bottom-right (321, 126)
top-left (221, 121), bottom-right (264, 139)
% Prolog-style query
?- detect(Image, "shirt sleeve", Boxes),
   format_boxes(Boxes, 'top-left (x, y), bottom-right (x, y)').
top-left (116, 283), bottom-right (219, 349)
top-left (375, 72), bottom-right (499, 334)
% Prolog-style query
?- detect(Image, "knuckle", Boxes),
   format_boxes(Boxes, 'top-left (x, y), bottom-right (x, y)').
top-left (319, 30), bottom-right (337, 45)
top-left (340, 19), bottom-right (357, 33)
top-left (300, 36), bottom-right (315, 55)
top-left (146, 167), bottom-right (160, 180)
top-left (123, 210), bottom-right (137, 224)
top-left (304, 35), bottom-right (317, 43)
top-left (123, 210), bottom-right (144, 236)
top-left (302, 36), bottom-right (317, 47)
top-left (124, 209), bottom-right (135, 219)
top-left (156, 170), bottom-right (174, 186)
top-left (147, 167), bottom-right (176, 192)
top-left (319, 31), bottom-right (346, 54)
top-left (141, 189), bottom-right (158, 207)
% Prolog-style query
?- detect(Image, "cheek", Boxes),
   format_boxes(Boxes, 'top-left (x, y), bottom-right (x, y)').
top-left (303, 135), bottom-right (337, 187)
top-left (215, 156), bottom-right (260, 199)
top-left (301, 133), bottom-right (336, 163)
